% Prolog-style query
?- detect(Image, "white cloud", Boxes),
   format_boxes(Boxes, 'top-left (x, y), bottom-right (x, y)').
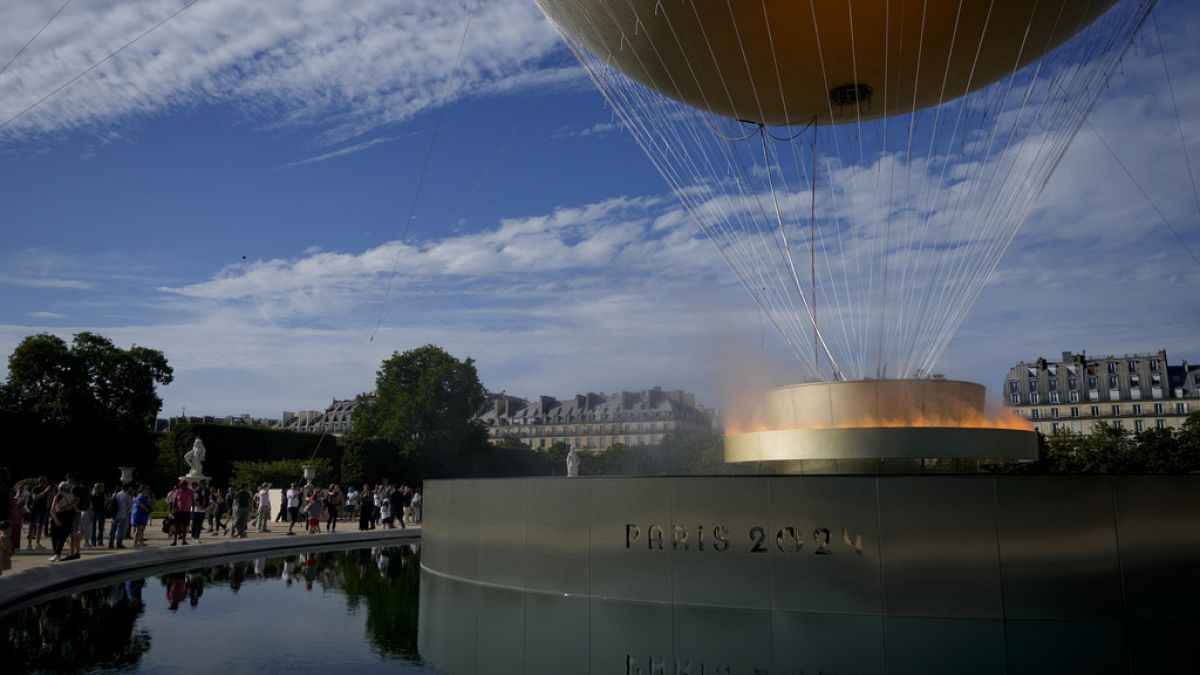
top-left (29, 311), bottom-right (66, 319)
top-left (0, 0), bottom-right (564, 143)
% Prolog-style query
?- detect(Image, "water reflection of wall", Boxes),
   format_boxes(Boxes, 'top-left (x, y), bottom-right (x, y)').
top-left (420, 476), bottom-right (1200, 674)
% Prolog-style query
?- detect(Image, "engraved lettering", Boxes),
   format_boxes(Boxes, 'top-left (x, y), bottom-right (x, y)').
top-left (626, 654), bottom-right (641, 675)
top-left (813, 527), bottom-right (833, 555)
top-left (775, 526), bottom-right (802, 553)
top-left (648, 524), bottom-right (664, 550)
top-left (842, 527), bottom-right (863, 555)
top-left (712, 525), bottom-right (730, 552)
top-left (750, 526), bottom-right (767, 553)
top-left (625, 524), bottom-right (641, 549)
top-left (672, 525), bottom-right (689, 551)
top-left (650, 656), bottom-right (666, 675)
top-left (697, 525), bottom-right (705, 551)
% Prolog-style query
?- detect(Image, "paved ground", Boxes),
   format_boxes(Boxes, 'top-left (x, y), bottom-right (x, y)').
top-left (3, 516), bottom-right (421, 577)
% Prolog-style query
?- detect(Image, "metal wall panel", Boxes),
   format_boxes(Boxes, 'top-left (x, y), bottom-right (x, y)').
top-left (522, 592), bottom-right (590, 675)
top-left (767, 476), bottom-right (882, 614)
top-left (884, 617), bottom-right (1005, 675)
top-left (444, 479), bottom-right (480, 581)
top-left (771, 611), bottom-right (885, 674)
top-left (475, 478), bottom-right (526, 589)
top-left (878, 476), bottom-right (1004, 617)
top-left (524, 478), bottom-right (590, 595)
top-left (422, 480), bottom-right (448, 574)
top-left (1125, 621), bottom-right (1199, 675)
top-left (1114, 476), bottom-right (1200, 620)
top-left (588, 477), bottom-right (673, 603)
top-left (473, 584), bottom-right (527, 675)
top-left (589, 598), bottom-right (674, 674)
top-left (1004, 620), bottom-right (1127, 675)
top-left (439, 575), bottom-right (480, 675)
top-left (668, 477), bottom-right (772, 609)
top-left (996, 477), bottom-right (1124, 620)
top-left (671, 605), bottom-right (773, 673)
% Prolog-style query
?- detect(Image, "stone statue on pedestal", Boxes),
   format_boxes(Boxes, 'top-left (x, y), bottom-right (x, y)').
top-left (566, 450), bottom-right (580, 478)
top-left (183, 438), bottom-right (207, 478)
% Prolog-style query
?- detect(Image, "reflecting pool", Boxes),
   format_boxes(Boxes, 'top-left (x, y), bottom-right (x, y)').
top-left (3, 545), bottom-right (433, 674)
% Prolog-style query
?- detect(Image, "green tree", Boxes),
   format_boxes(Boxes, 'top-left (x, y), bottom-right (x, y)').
top-left (350, 344), bottom-right (488, 477)
top-left (2, 332), bottom-right (172, 479)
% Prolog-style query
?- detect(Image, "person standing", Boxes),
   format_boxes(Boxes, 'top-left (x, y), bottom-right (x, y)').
top-left (390, 485), bottom-right (406, 530)
top-left (11, 478), bottom-right (29, 551)
top-left (345, 486), bottom-right (359, 522)
top-left (0, 520), bottom-right (12, 575)
top-left (234, 484), bottom-right (252, 538)
top-left (411, 487), bottom-right (422, 524)
top-left (131, 485), bottom-right (152, 547)
top-left (285, 483), bottom-right (301, 535)
top-left (255, 483), bottom-right (272, 533)
top-left (325, 484), bottom-right (341, 532)
top-left (109, 485), bottom-right (131, 548)
top-left (211, 488), bottom-right (226, 534)
top-left (171, 480), bottom-right (194, 546)
top-left (48, 482), bottom-right (73, 561)
top-left (191, 480), bottom-right (210, 543)
top-left (90, 483), bottom-right (107, 548)
top-left (27, 476), bottom-right (51, 550)
top-left (305, 490), bottom-right (322, 535)
top-left (68, 475), bottom-right (87, 557)
top-left (358, 484), bottom-right (373, 531)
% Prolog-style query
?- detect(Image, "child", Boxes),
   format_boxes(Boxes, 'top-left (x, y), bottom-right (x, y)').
top-left (0, 521), bottom-right (13, 575)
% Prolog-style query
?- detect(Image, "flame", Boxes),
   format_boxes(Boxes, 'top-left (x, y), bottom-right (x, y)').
top-left (724, 405), bottom-right (1032, 435)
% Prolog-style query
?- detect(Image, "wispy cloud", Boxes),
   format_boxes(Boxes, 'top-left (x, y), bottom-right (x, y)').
top-left (0, 275), bottom-right (94, 290)
top-left (276, 134), bottom-right (406, 170)
top-left (28, 311), bottom-right (66, 319)
top-left (0, 0), bottom-right (563, 144)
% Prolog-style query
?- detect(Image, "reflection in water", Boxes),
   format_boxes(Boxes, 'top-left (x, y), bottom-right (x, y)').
top-left (2, 544), bottom-right (429, 673)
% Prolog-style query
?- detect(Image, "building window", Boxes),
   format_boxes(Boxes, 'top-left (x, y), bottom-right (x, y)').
top-left (1011, 394), bottom-right (1020, 404)
top-left (1090, 406), bottom-right (1100, 416)
top-left (1028, 378), bottom-right (1038, 392)
top-left (1031, 409), bottom-right (1042, 419)
top-left (1069, 391), bottom-right (1080, 403)
top-left (1113, 420), bottom-right (1123, 429)
top-left (1177, 403), bottom-right (1190, 415)
top-left (1088, 376), bottom-right (1098, 389)
top-left (1051, 422), bottom-right (1060, 433)
top-left (1154, 403), bottom-right (1164, 414)
top-left (1051, 408), bottom-right (1059, 418)
top-left (1152, 373), bottom-right (1162, 385)
top-left (1156, 419), bottom-right (1165, 429)
top-left (1135, 420), bottom-right (1145, 433)
top-left (1150, 360), bottom-right (1159, 372)
top-left (1009, 380), bottom-right (1019, 392)
top-left (1111, 405), bottom-right (1121, 416)
top-left (1049, 392), bottom-right (1060, 403)
top-left (1107, 362), bottom-right (1118, 373)
top-left (1048, 378), bottom-right (1058, 391)
top-left (1108, 375), bottom-right (1119, 389)
top-left (1031, 393), bottom-right (1040, 404)
top-left (1068, 377), bottom-right (1077, 390)
top-left (1070, 407), bottom-right (1079, 418)
top-left (1127, 360), bottom-right (1137, 372)
top-left (1132, 404), bottom-right (1142, 415)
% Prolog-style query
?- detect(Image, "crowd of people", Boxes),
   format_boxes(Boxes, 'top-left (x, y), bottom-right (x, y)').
top-left (0, 466), bottom-right (422, 570)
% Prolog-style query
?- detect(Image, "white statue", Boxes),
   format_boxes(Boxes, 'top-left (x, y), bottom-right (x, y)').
top-left (566, 449), bottom-right (580, 478)
top-left (184, 438), bottom-right (207, 477)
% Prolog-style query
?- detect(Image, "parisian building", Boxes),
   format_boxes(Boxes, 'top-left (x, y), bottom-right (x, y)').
top-left (1002, 350), bottom-right (1200, 435)
top-left (475, 386), bottom-right (716, 451)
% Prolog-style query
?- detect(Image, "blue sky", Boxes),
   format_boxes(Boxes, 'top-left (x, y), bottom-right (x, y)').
top-left (1, 0), bottom-right (1198, 418)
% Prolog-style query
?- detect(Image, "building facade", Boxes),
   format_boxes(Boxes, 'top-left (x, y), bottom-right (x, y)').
top-left (476, 386), bottom-right (716, 451)
top-left (1003, 350), bottom-right (1199, 435)
top-left (158, 396), bottom-right (369, 436)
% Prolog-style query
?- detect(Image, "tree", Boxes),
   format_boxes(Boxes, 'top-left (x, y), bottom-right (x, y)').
top-left (2, 332), bottom-right (173, 479)
top-left (350, 345), bottom-right (488, 477)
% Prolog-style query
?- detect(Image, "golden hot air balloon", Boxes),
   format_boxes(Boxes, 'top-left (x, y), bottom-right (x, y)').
top-left (537, 0), bottom-right (1117, 125)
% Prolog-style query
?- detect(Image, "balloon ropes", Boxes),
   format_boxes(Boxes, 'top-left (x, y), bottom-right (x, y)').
top-left (535, 0), bottom-right (1156, 381)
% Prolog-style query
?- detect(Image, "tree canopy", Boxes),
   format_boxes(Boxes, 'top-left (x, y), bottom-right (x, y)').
top-left (2, 332), bottom-right (173, 480)
top-left (348, 344), bottom-right (489, 478)
top-left (3, 332), bottom-right (172, 432)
